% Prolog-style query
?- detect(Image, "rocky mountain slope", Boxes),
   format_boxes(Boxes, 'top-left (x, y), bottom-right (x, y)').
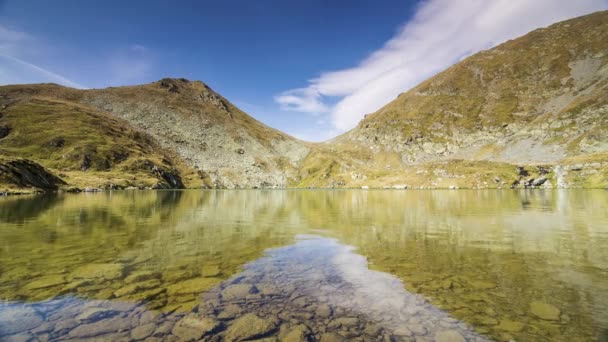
top-left (0, 79), bottom-right (310, 192)
top-left (1, 11), bottom-right (607, 192)
top-left (80, 79), bottom-right (309, 188)
top-left (0, 85), bottom-right (194, 191)
top-left (301, 10), bottom-right (608, 189)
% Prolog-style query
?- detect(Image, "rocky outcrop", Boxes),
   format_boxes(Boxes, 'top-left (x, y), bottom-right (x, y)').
top-left (0, 158), bottom-right (66, 191)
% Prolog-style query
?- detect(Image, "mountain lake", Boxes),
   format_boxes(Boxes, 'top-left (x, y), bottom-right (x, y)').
top-left (0, 189), bottom-right (607, 341)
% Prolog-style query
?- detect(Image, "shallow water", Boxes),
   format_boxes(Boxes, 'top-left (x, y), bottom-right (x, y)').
top-left (0, 190), bottom-right (607, 341)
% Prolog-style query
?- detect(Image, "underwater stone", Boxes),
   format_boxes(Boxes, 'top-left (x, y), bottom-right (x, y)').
top-left (530, 301), bottom-right (561, 321)
top-left (201, 264), bottom-right (222, 277)
top-left (221, 283), bottom-right (257, 301)
top-left (172, 314), bottom-right (221, 341)
top-left (75, 307), bottom-right (121, 323)
top-left (131, 323), bottom-right (156, 340)
top-left (224, 313), bottom-right (278, 341)
top-left (114, 279), bottom-right (161, 297)
top-left (496, 319), bottom-right (525, 332)
top-left (434, 330), bottom-right (466, 342)
top-left (282, 324), bottom-right (311, 342)
top-left (166, 277), bottom-right (220, 295)
top-left (71, 263), bottom-right (125, 280)
top-left (0, 306), bottom-right (44, 335)
top-left (124, 270), bottom-right (159, 284)
top-left (23, 274), bottom-right (66, 290)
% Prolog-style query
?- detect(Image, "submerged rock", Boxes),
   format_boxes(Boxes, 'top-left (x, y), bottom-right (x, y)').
top-left (0, 306), bottom-right (44, 335)
top-left (75, 307), bottom-right (121, 323)
top-left (434, 330), bottom-right (466, 342)
top-left (282, 324), bottom-right (311, 342)
top-left (114, 279), bottom-right (161, 297)
top-left (221, 283), bottom-right (258, 301)
top-left (315, 303), bottom-right (332, 318)
top-left (71, 263), bottom-right (125, 280)
top-left (23, 274), bottom-right (66, 290)
top-left (172, 314), bottom-right (221, 341)
top-left (224, 313), bottom-right (278, 341)
top-left (319, 332), bottom-right (347, 342)
top-left (201, 264), bottom-right (222, 277)
top-left (166, 277), bottom-right (220, 295)
top-left (124, 270), bottom-right (159, 284)
top-left (68, 316), bottom-right (132, 338)
top-left (131, 323), bottom-right (156, 340)
top-left (530, 301), bottom-right (561, 321)
top-left (496, 319), bottom-right (525, 332)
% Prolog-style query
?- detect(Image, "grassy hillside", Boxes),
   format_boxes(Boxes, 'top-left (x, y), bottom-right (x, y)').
top-left (0, 86), bottom-right (200, 192)
top-left (305, 11), bottom-right (608, 189)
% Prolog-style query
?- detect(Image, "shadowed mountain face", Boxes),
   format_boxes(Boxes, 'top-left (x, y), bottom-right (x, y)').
top-left (1, 12), bottom-right (608, 191)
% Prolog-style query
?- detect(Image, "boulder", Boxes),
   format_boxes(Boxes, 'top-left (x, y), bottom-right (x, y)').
top-left (532, 176), bottom-right (548, 187)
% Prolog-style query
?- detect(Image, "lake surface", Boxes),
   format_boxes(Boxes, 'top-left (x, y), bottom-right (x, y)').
top-left (0, 190), bottom-right (607, 341)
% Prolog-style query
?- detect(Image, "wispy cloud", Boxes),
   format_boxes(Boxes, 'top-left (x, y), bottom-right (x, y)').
top-left (0, 54), bottom-right (85, 88)
top-left (275, 87), bottom-right (330, 114)
top-left (0, 24), bottom-right (154, 88)
top-left (0, 24), bottom-right (85, 88)
top-left (276, 0), bottom-right (608, 133)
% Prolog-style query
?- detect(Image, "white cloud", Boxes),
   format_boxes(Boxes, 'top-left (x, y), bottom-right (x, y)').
top-left (0, 24), bottom-right (85, 88)
top-left (0, 54), bottom-right (85, 88)
top-left (275, 87), bottom-right (330, 114)
top-left (276, 0), bottom-right (608, 133)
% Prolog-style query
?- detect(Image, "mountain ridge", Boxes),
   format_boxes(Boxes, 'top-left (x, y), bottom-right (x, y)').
top-left (1, 11), bottom-right (607, 192)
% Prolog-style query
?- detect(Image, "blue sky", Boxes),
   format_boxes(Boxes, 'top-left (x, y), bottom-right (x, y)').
top-left (1, 0), bottom-right (607, 141)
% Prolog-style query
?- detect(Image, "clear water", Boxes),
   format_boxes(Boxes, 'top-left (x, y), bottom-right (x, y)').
top-left (0, 190), bottom-right (607, 341)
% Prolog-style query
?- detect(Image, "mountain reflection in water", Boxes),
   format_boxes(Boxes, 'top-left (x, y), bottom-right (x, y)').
top-left (0, 190), bottom-right (607, 341)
